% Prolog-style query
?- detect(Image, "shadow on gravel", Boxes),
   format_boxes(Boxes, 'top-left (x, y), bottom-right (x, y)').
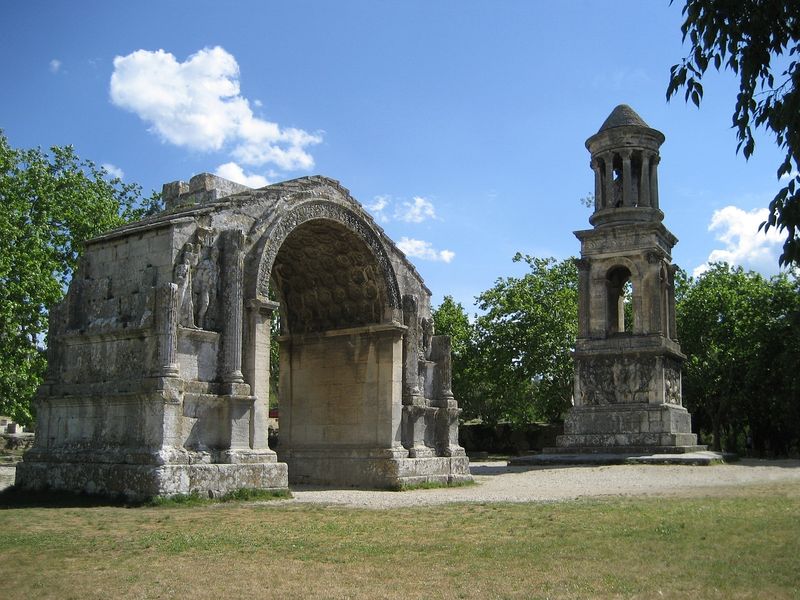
top-left (469, 463), bottom-right (577, 476)
top-left (734, 458), bottom-right (800, 469)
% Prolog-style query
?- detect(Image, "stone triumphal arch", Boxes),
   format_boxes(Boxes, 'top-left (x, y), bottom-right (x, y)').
top-left (16, 175), bottom-right (470, 498)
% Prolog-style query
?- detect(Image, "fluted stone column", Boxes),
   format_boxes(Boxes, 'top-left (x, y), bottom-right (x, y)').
top-left (402, 295), bottom-right (423, 406)
top-left (221, 230), bottom-right (245, 384)
top-left (430, 336), bottom-right (455, 408)
top-left (154, 282), bottom-right (179, 377)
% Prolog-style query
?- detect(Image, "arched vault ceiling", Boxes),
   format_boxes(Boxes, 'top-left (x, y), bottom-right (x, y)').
top-left (271, 220), bottom-right (387, 334)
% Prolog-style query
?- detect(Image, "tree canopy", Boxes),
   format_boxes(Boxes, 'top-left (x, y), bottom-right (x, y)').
top-left (433, 255), bottom-right (577, 425)
top-left (667, 0), bottom-right (800, 266)
top-left (676, 262), bottom-right (800, 454)
top-left (0, 132), bottom-right (158, 424)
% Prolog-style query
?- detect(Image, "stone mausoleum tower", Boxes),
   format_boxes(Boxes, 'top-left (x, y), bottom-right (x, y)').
top-left (556, 105), bottom-right (703, 453)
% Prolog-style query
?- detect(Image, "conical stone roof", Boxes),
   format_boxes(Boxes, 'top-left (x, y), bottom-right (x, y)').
top-left (597, 104), bottom-right (650, 133)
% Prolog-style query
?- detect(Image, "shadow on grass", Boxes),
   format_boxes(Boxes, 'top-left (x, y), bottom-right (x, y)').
top-left (0, 485), bottom-right (292, 509)
top-left (0, 486), bottom-right (132, 509)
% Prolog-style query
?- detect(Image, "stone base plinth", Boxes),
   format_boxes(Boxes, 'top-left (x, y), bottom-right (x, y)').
top-left (280, 447), bottom-right (471, 489)
top-left (553, 403), bottom-right (703, 454)
top-left (15, 458), bottom-right (288, 501)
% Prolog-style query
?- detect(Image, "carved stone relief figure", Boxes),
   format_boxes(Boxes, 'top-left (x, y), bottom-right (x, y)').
top-left (420, 317), bottom-right (434, 360)
top-left (664, 361), bottom-right (682, 406)
top-left (174, 243), bottom-right (198, 327)
top-left (193, 244), bottom-right (219, 330)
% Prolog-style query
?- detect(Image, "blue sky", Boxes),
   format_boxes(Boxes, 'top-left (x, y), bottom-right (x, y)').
top-left (1, 1), bottom-right (789, 311)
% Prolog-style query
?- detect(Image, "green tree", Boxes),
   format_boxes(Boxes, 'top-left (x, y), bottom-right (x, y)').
top-left (0, 132), bottom-right (158, 424)
top-left (667, 0), bottom-right (800, 266)
top-left (432, 295), bottom-right (485, 422)
top-left (470, 255), bottom-right (578, 425)
top-left (676, 263), bottom-right (800, 453)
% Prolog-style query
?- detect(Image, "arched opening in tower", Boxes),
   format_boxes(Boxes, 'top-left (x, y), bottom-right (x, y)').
top-left (606, 266), bottom-right (633, 334)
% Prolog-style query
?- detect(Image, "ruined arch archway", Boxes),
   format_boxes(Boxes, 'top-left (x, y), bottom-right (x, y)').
top-left (17, 174), bottom-right (470, 498)
top-left (256, 217), bottom-right (403, 485)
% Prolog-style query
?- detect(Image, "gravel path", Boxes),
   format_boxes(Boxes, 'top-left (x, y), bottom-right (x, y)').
top-left (3, 459), bottom-right (799, 508)
top-left (284, 459), bottom-right (800, 509)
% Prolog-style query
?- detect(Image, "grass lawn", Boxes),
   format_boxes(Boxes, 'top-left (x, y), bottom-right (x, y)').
top-left (0, 482), bottom-right (798, 599)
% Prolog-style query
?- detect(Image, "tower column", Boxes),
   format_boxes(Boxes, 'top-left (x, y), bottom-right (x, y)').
top-left (591, 158), bottom-right (603, 210)
top-left (640, 153), bottom-right (652, 207)
top-left (621, 150), bottom-right (633, 206)
top-left (604, 153), bottom-right (614, 209)
top-left (650, 155), bottom-right (660, 209)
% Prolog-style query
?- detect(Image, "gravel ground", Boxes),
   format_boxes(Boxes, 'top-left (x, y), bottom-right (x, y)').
top-left (284, 458), bottom-right (800, 509)
top-left (3, 459), bottom-right (799, 508)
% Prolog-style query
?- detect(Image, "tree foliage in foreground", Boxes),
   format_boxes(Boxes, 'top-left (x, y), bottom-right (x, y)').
top-left (434, 255), bottom-right (577, 425)
top-left (0, 132), bottom-right (158, 424)
top-left (667, 0), bottom-right (800, 266)
top-left (677, 263), bottom-right (800, 454)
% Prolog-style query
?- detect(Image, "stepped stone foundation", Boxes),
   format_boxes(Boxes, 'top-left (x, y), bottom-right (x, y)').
top-left (16, 174), bottom-right (469, 499)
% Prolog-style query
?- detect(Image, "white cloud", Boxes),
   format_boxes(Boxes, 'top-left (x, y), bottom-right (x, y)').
top-left (365, 194), bottom-right (439, 224)
top-left (101, 163), bottom-right (124, 180)
top-left (395, 196), bottom-right (437, 223)
top-left (49, 59), bottom-right (61, 73)
top-left (397, 237), bottom-right (455, 263)
top-left (694, 205), bottom-right (783, 277)
top-left (366, 195), bottom-right (391, 222)
top-left (215, 162), bottom-right (269, 188)
top-left (109, 46), bottom-right (321, 171)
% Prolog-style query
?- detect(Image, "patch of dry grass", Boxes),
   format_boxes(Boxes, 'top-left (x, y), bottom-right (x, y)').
top-left (0, 482), bottom-right (798, 599)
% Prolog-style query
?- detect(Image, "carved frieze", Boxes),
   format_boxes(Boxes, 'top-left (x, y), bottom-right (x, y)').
top-left (577, 356), bottom-right (655, 405)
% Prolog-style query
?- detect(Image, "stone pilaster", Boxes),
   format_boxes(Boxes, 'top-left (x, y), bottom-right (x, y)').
top-left (242, 298), bottom-right (280, 452)
top-left (575, 258), bottom-right (591, 338)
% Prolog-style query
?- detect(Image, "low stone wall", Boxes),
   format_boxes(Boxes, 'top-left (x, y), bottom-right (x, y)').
top-left (459, 422), bottom-right (563, 456)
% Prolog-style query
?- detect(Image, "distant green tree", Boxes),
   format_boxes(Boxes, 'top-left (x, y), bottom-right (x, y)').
top-left (667, 0), bottom-right (800, 266)
top-left (0, 132), bottom-right (159, 424)
top-left (470, 255), bottom-right (578, 425)
top-left (676, 263), bottom-right (800, 453)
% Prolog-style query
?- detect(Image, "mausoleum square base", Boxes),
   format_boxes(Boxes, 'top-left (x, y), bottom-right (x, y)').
top-left (552, 403), bottom-right (705, 455)
top-left (282, 448), bottom-right (471, 489)
top-left (15, 460), bottom-right (289, 501)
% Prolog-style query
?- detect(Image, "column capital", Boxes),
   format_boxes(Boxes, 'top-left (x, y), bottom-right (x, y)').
top-left (246, 298), bottom-right (280, 314)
